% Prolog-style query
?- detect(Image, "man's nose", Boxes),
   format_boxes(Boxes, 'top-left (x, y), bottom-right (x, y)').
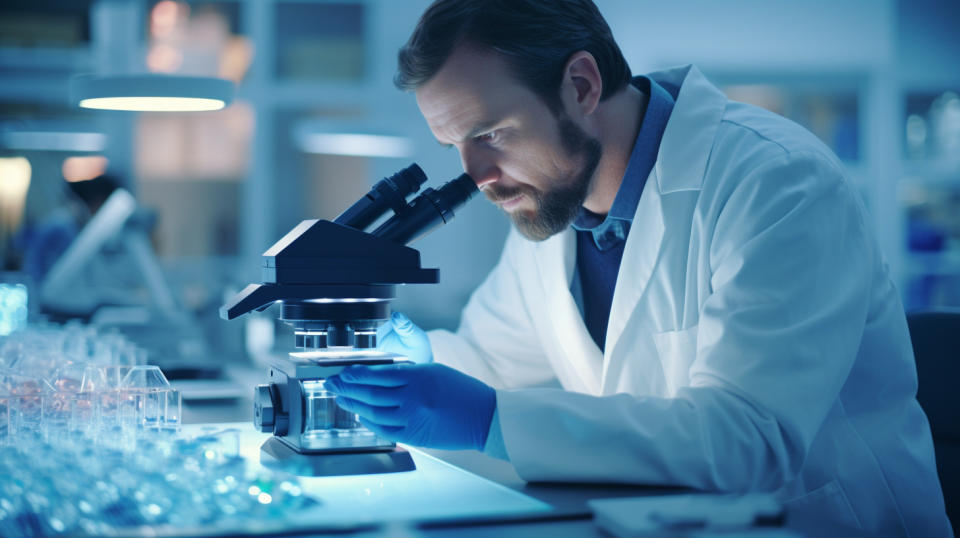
top-left (460, 147), bottom-right (500, 189)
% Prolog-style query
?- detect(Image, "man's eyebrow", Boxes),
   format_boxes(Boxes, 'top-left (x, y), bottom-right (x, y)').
top-left (435, 119), bottom-right (501, 148)
top-left (464, 119), bottom-right (500, 141)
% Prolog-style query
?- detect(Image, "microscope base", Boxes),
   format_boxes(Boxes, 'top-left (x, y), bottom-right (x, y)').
top-left (260, 436), bottom-right (416, 476)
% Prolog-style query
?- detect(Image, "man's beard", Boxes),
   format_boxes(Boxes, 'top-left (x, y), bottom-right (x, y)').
top-left (484, 113), bottom-right (602, 241)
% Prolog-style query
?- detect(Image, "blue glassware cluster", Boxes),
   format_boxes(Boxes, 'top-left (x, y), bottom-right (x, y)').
top-left (0, 323), bottom-right (176, 443)
top-left (0, 283), bottom-right (28, 337)
top-left (0, 426), bottom-right (318, 536)
top-left (0, 324), bottom-right (319, 536)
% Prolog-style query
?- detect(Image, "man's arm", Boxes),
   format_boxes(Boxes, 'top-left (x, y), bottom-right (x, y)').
top-left (498, 153), bottom-right (872, 491)
top-left (428, 227), bottom-right (557, 390)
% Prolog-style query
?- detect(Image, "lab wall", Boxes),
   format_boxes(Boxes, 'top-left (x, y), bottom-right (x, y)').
top-left (1, 0), bottom-right (959, 337)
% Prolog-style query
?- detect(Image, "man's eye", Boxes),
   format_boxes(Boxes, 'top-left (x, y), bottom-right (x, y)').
top-left (476, 131), bottom-right (499, 143)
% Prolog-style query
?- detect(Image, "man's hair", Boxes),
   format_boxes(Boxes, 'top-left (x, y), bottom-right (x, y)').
top-left (395, 0), bottom-right (631, 112)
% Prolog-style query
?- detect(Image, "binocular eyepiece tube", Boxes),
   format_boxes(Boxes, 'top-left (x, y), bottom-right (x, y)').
top-left (334, 164), bottom-right (427, 231)
top-left (371, 173), bottom-right (477, 245)
top-left (333, 163), bottom-right (478, 245)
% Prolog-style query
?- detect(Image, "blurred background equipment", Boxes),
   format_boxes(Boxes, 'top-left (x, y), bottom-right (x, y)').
top-left (0, 0), bottom-right (957, 395)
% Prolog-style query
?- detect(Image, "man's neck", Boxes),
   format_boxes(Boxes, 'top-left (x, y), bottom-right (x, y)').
top-left (582, 84), bottom-right (648, 215)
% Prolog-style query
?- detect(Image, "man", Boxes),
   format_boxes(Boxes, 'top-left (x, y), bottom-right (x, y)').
top-left (324, 1), bottom-right (952, 535)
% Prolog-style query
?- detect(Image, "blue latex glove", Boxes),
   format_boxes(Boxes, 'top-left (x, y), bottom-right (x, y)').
top-left (378, 311), bottom-right (433, 364)
top-left (325, 363), bottom-right (496, 451)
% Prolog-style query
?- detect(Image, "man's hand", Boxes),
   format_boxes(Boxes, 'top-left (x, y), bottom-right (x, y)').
top-left (378, 311), bottom-right (433, 364)
top-left (325, 363), bottom-right (496, 451)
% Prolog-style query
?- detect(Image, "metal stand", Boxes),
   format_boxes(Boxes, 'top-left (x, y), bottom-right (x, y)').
top-left (259, 437), bottom-right (416, 477)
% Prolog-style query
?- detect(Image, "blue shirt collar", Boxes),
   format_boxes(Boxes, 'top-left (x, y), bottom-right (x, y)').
top-left (571, 76), bottom-right (676, 250)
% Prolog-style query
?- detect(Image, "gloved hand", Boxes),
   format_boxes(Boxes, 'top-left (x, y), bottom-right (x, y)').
top-left (324, 363), bottom-right (496, 451)
top-left (377, 311), bottom-right (433, 364)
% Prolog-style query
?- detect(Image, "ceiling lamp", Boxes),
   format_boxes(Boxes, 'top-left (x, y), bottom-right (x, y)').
top-left (71, 74), bottom-right (234, 112)
top-left (292, 120), bottom-right (415, 158)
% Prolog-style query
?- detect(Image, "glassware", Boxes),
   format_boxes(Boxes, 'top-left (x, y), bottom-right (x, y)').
top-left (0, 371), bottom-right (48, 437)
top-left (0, 281), bottom-right (28, 337)
top-left (303, 379), bottom-right (336, 431)
top-left (0, 396), bottom-right (11, 444)
top-left (162, 389), bottom-right (182, 432)
top-left (334, 405), bottom-right (364, 433)
top-left (301, 378), bottom-right (378, 449)
top-left (0, 322), bottom-right (319, 535)
top-left (119, 366), bottom-right (171, 431)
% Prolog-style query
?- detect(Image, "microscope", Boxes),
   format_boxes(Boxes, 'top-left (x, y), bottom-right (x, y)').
top-left (220, 164), bottom-right (477, 476)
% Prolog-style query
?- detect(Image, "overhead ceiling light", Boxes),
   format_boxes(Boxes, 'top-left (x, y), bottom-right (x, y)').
top-left (293, 121), bottom-right (414, 158)
top-left (71, 74), bottom-right (234, 112)
top-left (297, 133), bottom-right (414, 158)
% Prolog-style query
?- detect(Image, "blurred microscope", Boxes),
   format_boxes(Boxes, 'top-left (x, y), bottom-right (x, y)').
top-left (58, 190), bottom-right (212, 354)
top-left (221, 164), bottom-right (477, 475)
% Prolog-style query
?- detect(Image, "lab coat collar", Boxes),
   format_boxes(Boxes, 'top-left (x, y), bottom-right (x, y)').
top-left (648, 65), bottom-right (726, 194)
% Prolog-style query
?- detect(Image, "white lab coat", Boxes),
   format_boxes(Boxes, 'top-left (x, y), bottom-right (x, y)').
top-left (428, 66), bottom-right (951, 537)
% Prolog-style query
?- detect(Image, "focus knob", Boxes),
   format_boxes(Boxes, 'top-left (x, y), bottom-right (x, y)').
top-left (254, 384), bottom-right (278, 433)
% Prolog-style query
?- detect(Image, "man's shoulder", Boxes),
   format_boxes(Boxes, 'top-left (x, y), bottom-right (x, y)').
top-left (695, 100), bottom-right (854, 217)
top-left (714, 100), bottom-right (842, 170)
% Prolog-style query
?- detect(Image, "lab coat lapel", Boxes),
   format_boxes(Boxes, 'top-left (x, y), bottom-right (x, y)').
top-left (535, 230), bottom-right (603, 394)
top-left (601, 65), bottom-right (727, 391)
top-left (601, 174), bottom-right (666, 388)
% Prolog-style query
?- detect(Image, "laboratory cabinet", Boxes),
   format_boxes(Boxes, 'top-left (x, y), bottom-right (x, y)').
top-left (901, 87), bottom-right (960, 310)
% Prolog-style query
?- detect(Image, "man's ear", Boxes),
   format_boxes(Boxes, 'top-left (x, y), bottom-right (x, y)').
top-left (562, 51), bottom-right (603, 117)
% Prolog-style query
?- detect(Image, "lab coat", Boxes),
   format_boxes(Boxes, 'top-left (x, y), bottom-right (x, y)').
top-left (428, 65), bottom-right (951, 537)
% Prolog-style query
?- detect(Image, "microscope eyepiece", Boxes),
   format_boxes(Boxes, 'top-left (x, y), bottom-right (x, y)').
top-left (333, 163), bottom-right (427, 231)
top-left (221, 164), bottom-right (475, 327)
top-left (371, 173), bottom-right (478, 245)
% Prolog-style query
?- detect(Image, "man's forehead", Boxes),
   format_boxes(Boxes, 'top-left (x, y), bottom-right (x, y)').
top-left (419, 46), bottom-right (508, 99)
top-left (415, 47), bottom-right (533, 141)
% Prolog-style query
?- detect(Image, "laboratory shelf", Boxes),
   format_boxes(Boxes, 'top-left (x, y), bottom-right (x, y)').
top-left (0, 46), bottom-right (93, 71)
top-left (0, 74), bottom-right (78, 104)
top-left (706, 69), bottom-right (863, 163)
top-left (902, 160), bottom-right (960, 185)
top-left (905, 251), bottom-right (960, 277)
top-left (273, 1), bottom-right (367, 83)
top-left (241, 81), bottom-right (377, 108)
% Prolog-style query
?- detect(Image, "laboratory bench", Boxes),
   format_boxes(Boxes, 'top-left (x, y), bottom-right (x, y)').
top-left (171, 368), bottom-right (802, 538)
